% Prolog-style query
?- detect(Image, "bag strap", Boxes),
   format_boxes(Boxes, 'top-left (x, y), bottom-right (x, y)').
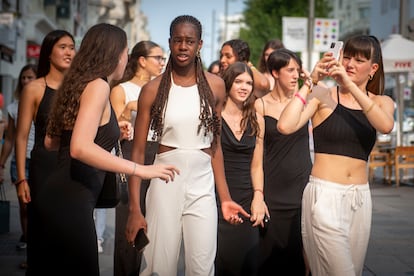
top-left (116, 140), bottom-right (127, 183)
top-left (0, 183), bottom-right (6, 201)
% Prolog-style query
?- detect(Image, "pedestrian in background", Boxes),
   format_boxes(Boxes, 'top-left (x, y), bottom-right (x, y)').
top-left (277, 35), bottom-right (394, 276)
top-left (257, 39), bottom-right (285, 92)
top-left (110, 40), bottom-right (165, 276)
top-left (125, 15), bottom-right (249, 276)
top-left (215, 61), bottom-right (269, 276)
top-left (0, 64), bottom-right (37, 268)
top-left (207, 60), bottom-right (220, 75)
top-left (220, 39), bottom-right (270, 98)
top-left (15, 30), bottom-right (76, 274)
top-left (255, 48), bottom-right (312, 275)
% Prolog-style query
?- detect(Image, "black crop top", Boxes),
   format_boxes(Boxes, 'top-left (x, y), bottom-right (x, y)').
top-left (313, 88), bottom-right (376, 161)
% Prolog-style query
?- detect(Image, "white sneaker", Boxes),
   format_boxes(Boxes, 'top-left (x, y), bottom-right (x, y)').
top-left (97, 239), bottom-right (103, 253)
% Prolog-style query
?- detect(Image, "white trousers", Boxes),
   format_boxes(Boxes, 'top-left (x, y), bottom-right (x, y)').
top-left (140, 149), bottom-right (217, 276)
top-left (302, 176), bottom-right (372, 276)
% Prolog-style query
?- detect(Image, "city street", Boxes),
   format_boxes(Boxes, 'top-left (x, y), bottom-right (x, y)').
top-left (1, 169), bottom-right (414, 275)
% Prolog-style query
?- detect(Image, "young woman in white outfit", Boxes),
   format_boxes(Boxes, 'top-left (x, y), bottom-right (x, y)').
top-left (125, 15), bottom-right (249, 276)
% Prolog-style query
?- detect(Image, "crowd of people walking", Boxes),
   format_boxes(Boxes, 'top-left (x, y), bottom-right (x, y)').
top-left (0, 13), bottom-right (394, 276)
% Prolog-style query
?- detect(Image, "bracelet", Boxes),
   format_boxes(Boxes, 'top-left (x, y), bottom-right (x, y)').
top-left (14, 179), bottom-right (27, 186)
top-left (120, 113), bottom-right (131, 121)
top-left (254, 189), bottom-right (263, 195)
top-left (294, 93), bottom-right (307, 105)
top-left (304, 78), bottom-right (313, 93)
top-left (363, 102), bottom-right (376, 114)
top-left (132, 162), bottom-right (137, 176)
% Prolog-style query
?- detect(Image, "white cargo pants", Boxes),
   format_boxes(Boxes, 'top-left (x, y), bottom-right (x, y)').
top-left (302, 175), bottom-right (372, 276)
top-left (140, 149), bottom-right (217, 276)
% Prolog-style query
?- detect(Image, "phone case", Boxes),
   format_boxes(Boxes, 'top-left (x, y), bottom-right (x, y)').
top-left (134, 228), bottom-right (149, 252)
top-left (329, 41), bottom-right (343, 61)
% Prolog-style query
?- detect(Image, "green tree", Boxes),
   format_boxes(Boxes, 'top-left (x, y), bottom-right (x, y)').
top-left (240, 0), bottom-right (332, 65)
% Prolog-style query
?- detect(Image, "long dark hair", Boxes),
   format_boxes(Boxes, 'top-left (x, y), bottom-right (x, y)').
top-left (47, 23), bottom-right (127, 136)
top-left (14, 64), bottom-right (37, 99)
top-left (222, 61), bottom-right (259, 136)
top-left (37, 30), bottom-right (74, 78)
top-left (343, 35), bottom-right (384, 95)
top-left (258, 39), bottom-right (285, 73)
top-left (112, 40), bottom-right (161, 87)
top-left (150, 15), bottom-right (220, 152)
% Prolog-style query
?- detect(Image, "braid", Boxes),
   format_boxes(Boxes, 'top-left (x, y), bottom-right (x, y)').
top-left (150, 58), bottom-right (172, 140)
top-left (195, 54), bottom-right (220, 152)
top-left (152, 15), bottom-right (220, 152)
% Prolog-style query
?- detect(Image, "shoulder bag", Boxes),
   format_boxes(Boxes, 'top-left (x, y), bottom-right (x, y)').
top-left (96, 140), bottom-right (127, 208)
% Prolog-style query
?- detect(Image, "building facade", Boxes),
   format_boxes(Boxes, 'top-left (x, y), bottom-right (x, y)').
top-left (0, 0), bottom-right (148, 114)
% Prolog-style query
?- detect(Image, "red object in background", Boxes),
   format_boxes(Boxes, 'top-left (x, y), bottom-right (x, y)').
top-left (27, 44), bottom-right (41, 58)
top-left (0, 93), bottom-right (4, 109)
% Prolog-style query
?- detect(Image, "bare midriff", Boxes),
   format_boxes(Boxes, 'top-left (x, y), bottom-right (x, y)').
top-left (311, 153), bottom-right (368, 185)
top-left (158, 144), bottom-right (211, 155)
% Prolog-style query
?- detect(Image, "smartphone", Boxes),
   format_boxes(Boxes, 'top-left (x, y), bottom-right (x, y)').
top-left (134, 228), bottom-right (149, 252)
top-left (329, 41), bottom-right (343, 61)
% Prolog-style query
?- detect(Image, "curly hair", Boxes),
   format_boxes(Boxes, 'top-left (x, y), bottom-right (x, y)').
top-left (150, 15), bottom-right (220, 152)
top-left (221, 61), bottom-right (259, 137)
top-left (221, 39), bottom-right (250, 63)
top-left (47, 23), bottom-right (127, 136)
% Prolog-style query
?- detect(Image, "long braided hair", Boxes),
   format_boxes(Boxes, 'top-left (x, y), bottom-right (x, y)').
top-left (150, 15), bottom-right (220, 152)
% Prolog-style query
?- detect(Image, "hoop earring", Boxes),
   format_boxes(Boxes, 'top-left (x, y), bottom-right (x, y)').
top-left (368, 74), bottom-right (373, 80)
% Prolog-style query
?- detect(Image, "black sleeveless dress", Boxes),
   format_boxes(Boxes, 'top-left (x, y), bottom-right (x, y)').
top-left (259, 116), bottom-right (311, 275)
top-left (215, 119), bottom-right (260, 276)
top-left (33, 107), bottom-right (120, 275)
top-left (26, 85), bottom-right (58, 275)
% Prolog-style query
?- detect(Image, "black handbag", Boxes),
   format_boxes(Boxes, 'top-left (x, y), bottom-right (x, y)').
top-left (96, 141), bottom-right (128, 208)
top-left (0, 183), bottom-right (10, 234)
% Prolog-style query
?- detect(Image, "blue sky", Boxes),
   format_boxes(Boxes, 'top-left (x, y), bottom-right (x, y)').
top-left (141, 0), bottom-right (245, 66)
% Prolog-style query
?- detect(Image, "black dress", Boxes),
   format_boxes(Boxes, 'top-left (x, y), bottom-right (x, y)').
top-left (215, 119), bottom-right (259, 276)
top-left (26, 85), bottom-right (58, 275)
top-left (33, 107), bottom-right (120, 275)
top-left (259, 116), bottom-right (312, 276)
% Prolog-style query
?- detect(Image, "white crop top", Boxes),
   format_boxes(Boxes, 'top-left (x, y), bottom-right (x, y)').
top-left (160, 81), bottom-right (213, 149)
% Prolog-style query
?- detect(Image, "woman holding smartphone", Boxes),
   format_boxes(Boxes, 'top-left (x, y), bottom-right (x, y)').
top-left (277, 35), bottom-right (394, 275)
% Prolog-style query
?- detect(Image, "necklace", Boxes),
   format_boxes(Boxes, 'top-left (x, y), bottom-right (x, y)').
top-left (269, 92), bottom-right (292, 103)
top-left (172, 72), bottom-right (197, 87)
top-left (223, 111), bottom-right (244, 135)
top-left (135, 74), bottom-right (150, 82)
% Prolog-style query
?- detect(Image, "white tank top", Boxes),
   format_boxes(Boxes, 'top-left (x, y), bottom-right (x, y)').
top-left (119, 81), bottom-right (141, 124)
top-left (119, 81), bottom-right (154, 141)
top-left (160, 81), bottom-right (213, 149)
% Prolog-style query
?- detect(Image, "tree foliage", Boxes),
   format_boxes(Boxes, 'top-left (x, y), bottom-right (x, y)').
top-left (239, 0), bottom-right (332, 65)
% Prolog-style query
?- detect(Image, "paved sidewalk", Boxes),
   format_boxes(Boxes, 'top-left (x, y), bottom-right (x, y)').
top-left (1, 172), bottom-right (414, 275)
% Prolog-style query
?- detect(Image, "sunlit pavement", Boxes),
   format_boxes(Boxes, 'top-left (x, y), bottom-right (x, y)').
top-left (1, 167), bottom-right (414, 275)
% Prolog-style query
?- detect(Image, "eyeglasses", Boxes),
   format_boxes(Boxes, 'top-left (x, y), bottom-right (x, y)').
top-left (146, 55), bottom-right (166, 63)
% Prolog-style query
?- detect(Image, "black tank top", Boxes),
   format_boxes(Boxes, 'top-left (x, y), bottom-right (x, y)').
top-left (33, 84), bottom-right (55, 151)
top-left (313, 88), bottom-right (376, 161)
